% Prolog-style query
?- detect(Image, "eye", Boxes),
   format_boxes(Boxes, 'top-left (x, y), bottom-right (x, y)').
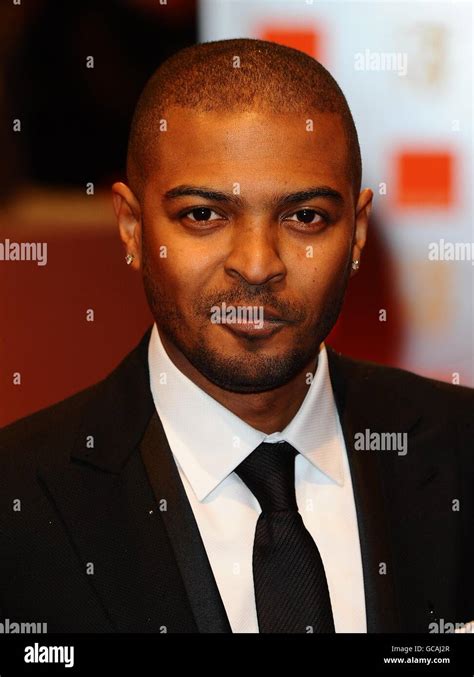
top-left (285, 209), bottom-right (327, 227)
top-left (184, 207), bottom-right (222, 223)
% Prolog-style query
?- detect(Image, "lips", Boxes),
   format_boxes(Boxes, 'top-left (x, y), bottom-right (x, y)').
top-left (230, 306), bottom-right (286, 322)
top-left (261, 307), bottom-right (285, 321)
top-left (210, 302), bottom-right (292, 339)
top-left (221, 316), bottom-right (288, 339)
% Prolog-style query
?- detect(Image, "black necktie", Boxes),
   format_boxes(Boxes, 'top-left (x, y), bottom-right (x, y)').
top-left (235, 441), bottom-right (335, 633)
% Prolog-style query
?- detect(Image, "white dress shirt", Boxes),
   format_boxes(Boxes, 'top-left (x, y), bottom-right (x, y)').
top-left (148, 323), bottom-right (366, 633)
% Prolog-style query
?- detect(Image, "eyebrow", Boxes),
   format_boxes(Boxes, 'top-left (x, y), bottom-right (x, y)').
top-left (163, 184), bottom-right (344, 208)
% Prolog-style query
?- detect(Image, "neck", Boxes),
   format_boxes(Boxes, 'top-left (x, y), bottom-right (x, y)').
top-left (159, 332), bottom-right (319, 435)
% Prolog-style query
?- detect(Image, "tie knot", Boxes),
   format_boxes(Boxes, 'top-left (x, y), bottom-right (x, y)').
top-left (235, 441), bottom-right (298, 512)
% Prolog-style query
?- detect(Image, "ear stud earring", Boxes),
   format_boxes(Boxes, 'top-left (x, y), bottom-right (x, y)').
top-left (351, 259), bottom-right (360, 271)
top-left (125, 253), bottom-right (135, 265)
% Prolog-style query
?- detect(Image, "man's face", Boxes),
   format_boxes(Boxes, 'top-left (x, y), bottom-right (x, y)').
top-left (137, 108), bottom-right (363, 393)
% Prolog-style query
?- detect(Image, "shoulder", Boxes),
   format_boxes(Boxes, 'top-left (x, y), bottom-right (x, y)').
top-left (326, 346), bottom-right (474, 419)
top-left (0, 328), bottom-right (153, 474)
top-left (0, 382), bottom-right (99, 476)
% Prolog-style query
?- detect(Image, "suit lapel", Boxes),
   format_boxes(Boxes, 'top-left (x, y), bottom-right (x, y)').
top-left (37, 451), bottom-right (195, 632)
top-left (140, 412), bottom-right (231, 633)
top-left (327, 348), bottom-right (402, 631)
top-left (37, 328), bottom-right (229, 633)
top-left (327, 347), bottom-right (460, 632)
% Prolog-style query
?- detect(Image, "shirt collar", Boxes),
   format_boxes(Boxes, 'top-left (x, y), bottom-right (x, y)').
top-left (148, 323), bottom-right (344, 501)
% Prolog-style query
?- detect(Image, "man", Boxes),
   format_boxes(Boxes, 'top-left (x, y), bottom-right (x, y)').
top-left (1, 38), bottom-right (473, 634)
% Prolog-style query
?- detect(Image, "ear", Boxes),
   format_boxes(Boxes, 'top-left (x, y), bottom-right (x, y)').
top-left (350, 188), bottom-right (373, 277)
top-left (111, 181), bottom-right (142, 270)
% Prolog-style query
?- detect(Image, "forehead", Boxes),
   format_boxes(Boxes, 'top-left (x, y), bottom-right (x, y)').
top-left (145, 108), bottom-right (351, 197)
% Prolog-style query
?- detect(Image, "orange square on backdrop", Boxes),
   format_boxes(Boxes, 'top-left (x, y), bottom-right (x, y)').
top-left (396, 151), bottom-right (454, 207)
top-left (259, 27), bottom-right (320, 59)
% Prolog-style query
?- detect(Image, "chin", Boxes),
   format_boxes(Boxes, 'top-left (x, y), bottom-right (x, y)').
top-left (189, 348), bottom-right (312, 393)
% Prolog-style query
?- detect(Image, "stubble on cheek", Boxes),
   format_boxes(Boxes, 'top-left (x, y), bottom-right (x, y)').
top-left (140, 231), bottom-right (211, 355)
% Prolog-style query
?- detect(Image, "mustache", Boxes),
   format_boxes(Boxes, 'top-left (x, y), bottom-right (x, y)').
top-left (197, 289), bottom-right (306, 323)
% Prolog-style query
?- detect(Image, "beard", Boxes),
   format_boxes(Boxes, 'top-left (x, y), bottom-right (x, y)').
top-left (142, 245), bottom-right (351, 394)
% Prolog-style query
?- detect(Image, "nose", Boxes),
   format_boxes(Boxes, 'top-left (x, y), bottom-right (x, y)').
top-left (224, 221), bottom-right (287, 287)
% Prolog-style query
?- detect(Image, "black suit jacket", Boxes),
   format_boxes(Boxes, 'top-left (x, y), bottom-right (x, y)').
top-left (1, 328), bottom-right (473, 633)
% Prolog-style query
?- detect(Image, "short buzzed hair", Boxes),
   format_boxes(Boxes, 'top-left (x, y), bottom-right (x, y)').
top-left (126, 38), bottom-right (362, 201)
